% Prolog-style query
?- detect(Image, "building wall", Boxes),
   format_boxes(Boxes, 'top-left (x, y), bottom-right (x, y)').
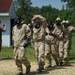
top-left (9, 1), bottom-right (16, 19)
top-left (0, 16), bottom-right (11, 46)
top-left (0, 2), bottom-right (16, 46)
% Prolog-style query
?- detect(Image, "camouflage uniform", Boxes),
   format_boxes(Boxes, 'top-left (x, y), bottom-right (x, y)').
top-left (62, 20), bottom-right (75, 60)
top-left (45, 28), bottom-right (59, 67)
top-left (32, 15), bottom-right (46, 72)
top-left (54, 17), bottom-right (64, 65)
top-left (12, 22), bottom-right (31, 74)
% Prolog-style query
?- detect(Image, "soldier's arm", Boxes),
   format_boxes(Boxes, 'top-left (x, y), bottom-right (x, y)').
top-left (12, 27), bottom-right (14, 41)
top-left (37, 15), bottom-right (46, 28)
top-left (26, 25), bottom-right (31, 39)
top-left (23, 25), bottom-right (31, 48)
top-left (31, 15), bottom-right (38, 25)
top-left (54, 28), bottom-right (63, 40)
top-left (71, 26), bottom-right (75, 32)
top-left (31, 18), bottom-right (35, 25)
top-left (58, 32), bottom-right (63, 39)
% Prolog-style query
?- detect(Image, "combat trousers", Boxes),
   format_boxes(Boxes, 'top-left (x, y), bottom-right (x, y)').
top-left (57, 40), bottom-right (64, 64)
top-left (14, 46), bottom-right (30, 73)
top-left (45, 43), bottom-right (59, 66)
top-left (63, 40), bottom-right (69, 60)
top-left (34, 41), bottom-right (45, 68)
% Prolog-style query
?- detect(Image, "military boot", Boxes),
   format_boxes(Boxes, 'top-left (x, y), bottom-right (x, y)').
top-left (56, 61), bottom-right (59, 66)
top-left (37, 65), bottom-right (44, 72)
top-left (59, 62), bottom-right (63, 66)
top-left (26, 65), bottom-right (31, 75)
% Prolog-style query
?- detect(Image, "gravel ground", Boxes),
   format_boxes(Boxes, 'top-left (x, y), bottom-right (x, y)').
top-left (0, 59), bottom-right (75, 75)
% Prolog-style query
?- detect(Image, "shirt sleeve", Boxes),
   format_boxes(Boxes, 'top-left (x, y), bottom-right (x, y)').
top-left (26, 25), bottom-right (31, 39)
top-left (0, 27), bottom-right (4, 32)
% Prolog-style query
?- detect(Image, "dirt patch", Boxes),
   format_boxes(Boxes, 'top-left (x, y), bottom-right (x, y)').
top-left (0, 59), bottom-right (75, 75)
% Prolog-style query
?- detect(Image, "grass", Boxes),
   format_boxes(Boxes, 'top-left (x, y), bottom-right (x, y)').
top-left (69, 35), bottom-right (75, 60)
top-left (0, 45), bottom-right (36, 61)
top-left (0, 35), bottom-right (75, 61)
top-left (0, 46), bottom-right (14, 59)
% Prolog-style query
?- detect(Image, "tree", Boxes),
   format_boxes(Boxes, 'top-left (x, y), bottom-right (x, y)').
top-left (61, 0), bottom-right (75, 26)
top-left (61, 0), bottom-right (75, 11)
top-left (41, 5), bottom-right (59, 22)
top-left (59, 8), bottom-right (70, 21)
top-left (16, 0), bottom-right (32, 23)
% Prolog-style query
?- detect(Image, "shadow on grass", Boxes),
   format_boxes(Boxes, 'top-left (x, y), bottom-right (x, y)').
top-left (1, 57), bottom-right (13, 60)
top-left (24, 61), bottom-right (74, 75)
top-left (24, 70), bottom-right (49, 75)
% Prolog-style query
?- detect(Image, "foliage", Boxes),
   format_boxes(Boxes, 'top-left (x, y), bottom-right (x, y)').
top-left (61, 0), bottom-right (75, 11)
top-left (0, 45), bottom-right (36, 61)
top-left (41, 5), bottom-right (59, 22)
top-left (14, 0), bottom-right (75, 26)
top-left (16, 0), bottom-right (32, 23)
top-left (59, 8), bottom-right (70, 21)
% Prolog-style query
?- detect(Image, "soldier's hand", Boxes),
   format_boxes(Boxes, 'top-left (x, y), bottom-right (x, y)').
top-left (49, 32), bottom-right (53, 35)
top-left (20, 47), bottom-right (24, 50)
top-left (2, 24), bottom-right (6, 32)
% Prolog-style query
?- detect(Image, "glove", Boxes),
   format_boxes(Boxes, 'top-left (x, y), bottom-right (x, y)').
top-left (23, 38), bottom-right (30, 48)
top-left (49, 32), bottom-right (53, 35)
top-left (45, 32), bottom-right (48, 35)
top-left (49, 32), bottom-right (57, 37)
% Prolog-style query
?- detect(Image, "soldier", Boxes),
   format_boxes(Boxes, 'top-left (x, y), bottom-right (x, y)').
top-left (45, 21), bottom-right (59, 68)
top-left (62, 20), bottom-right (75, 62)
top-left (61, 20), bottom-right (68, 62)
top-left (32, 15), bottom-right (46, 72)
top-left (54, 17), bottom-right (64, 65)
top-left (0, 24), bottom-right (6, 60)
top-left (12, 16), bottom-right (31, 75)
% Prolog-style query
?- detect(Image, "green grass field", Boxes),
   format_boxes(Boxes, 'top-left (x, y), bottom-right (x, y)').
top-left (0, 45), bottom-right (36, 61)
top-left (0, 35), bottom-right (75, 61)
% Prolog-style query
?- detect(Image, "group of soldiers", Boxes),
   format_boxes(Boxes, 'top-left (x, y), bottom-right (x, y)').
top-left (0, 14), bottom-right (75, 75)
top-left (12, 15), bottom-right (75, 75)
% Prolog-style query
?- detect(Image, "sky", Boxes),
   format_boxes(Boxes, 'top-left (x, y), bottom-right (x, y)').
top-left (31, 0), bottom-right (67, 10)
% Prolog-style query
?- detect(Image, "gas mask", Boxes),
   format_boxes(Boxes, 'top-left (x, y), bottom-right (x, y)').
top-left (56, 20), bottom-right (61, 25)
top-left (66, 23), bottom-right (69, 26)
top-left (48, 21), bottom-right (54, 30)
top-left (34, 22), bottom-right (41, 29)
top-left (15, 16), bottom-right (22, 25)
top-left (63, 23), bottom-right (68, 28)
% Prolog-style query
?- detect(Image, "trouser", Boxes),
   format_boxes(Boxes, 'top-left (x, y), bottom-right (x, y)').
top-left (57, 40), bottom-right (64, 63)
top-left (64, 40), bottom-right (69, 60)
top-left (34, 41), bottom-right (45, 68)
top-left (14, 46), bottom-right (30, 73)
top-left (45, 43), bottom-right (59, 66)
